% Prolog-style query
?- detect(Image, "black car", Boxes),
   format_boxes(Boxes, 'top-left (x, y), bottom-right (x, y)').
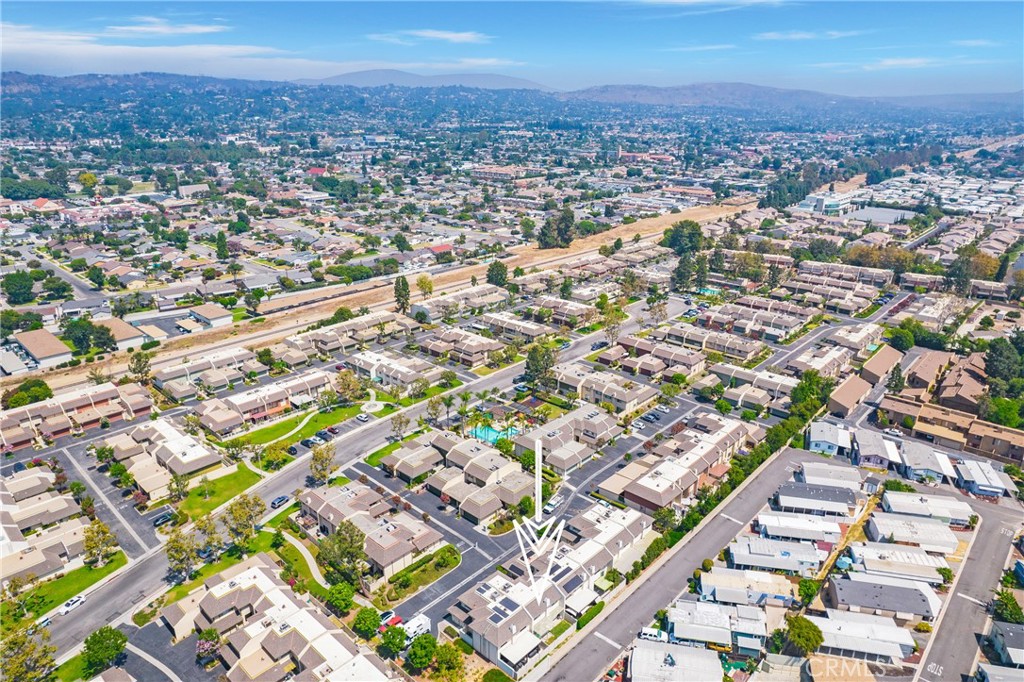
top-left (590, 341), bottom-right (609, 351)
top-left (152, 512), bottom-right (175, 528)
top-left (315, 430), bottom-right (333, 441)
top-left (513, 374), bottom-right (528, 384)
top-left (300, 439), bottom-right (315, 448)
top-left (287, 445), bottom-right (298, 456)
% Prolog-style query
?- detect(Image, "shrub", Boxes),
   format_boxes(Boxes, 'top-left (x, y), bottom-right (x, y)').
top-left (576, 601), bottom-right (605, 630)
top-left (914, 622), bottom-right (932, 632)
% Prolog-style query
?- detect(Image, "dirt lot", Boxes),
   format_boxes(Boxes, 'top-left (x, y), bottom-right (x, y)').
top-left (4, 201), bottom-right (753, 392)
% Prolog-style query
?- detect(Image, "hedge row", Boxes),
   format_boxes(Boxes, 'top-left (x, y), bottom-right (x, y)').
top-left (577, 601), bottom-right (605, 630)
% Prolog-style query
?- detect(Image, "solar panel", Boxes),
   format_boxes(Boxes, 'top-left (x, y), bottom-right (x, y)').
top-left (554, 566), bottom-right (573, 582)
top-left (500, 597), bottom-right (519, 611)
top-left (489, 614), bottom-right (503, 624)
top-left (563, 575), bottom-right (584, 594)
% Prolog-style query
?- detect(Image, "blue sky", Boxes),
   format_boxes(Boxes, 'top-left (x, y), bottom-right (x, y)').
top-left (3, 1), bottom-right (1021, 95)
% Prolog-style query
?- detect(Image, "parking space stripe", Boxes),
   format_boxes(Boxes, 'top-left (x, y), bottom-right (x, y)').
top-left (64, 449), bottom-right (150, 550)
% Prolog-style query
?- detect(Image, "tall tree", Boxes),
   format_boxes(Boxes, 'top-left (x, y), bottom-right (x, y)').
top-left (165, 526), bottom-right (200, 578)
top-left (393, 275), bottom-right (411, 314)
top-left (309, 442), bottom-right (337, 485)
top-left (83, 626), bottom-right (128, 675)
top-left (486, 260), bottom-right (508, 287)
top-left (672, 257), bottom-right (693, 293)
top-left (886, 364), bottom-right (905, 393)
top-left (693, 254), bottom-right (709, 290)
top-left (128, 351), bottom-right (152, 384)
top-left (415, 274), bottom-right (433, 299)
top-left (83, 518), bottom-right (117, 566)
top-left (318, 520), bottom-right (367, 583)
top-left (224, 494), bottom-right (266, 550)
top-left (1, 625), bottom-right (56, 682)
top-left (215, 231), bottom-right (229, 260)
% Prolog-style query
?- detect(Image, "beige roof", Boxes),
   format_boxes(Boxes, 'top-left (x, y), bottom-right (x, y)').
top-left (830, 374), bottom-right (872, 411)
top-left (93, 317), bottom-right (144, 342)
top-left (190, 303), bottom-right (233, 320)
top-left (14, 329), bottom-right (70, 359)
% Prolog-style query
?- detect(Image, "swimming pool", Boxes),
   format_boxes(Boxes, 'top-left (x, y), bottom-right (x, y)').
top-left (470, 425), bottom-right (519, 444)
top-left (866, 343), bottom-right (880, 352)
top-left (698, 287), bottom-right (721, 296)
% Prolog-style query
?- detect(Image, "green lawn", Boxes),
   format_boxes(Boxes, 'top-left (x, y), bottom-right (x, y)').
top-left (372, 545), bottom-right (461, 610)
top-left (379, 380), bottom-right (463, 407)
top-left (55, 654), bottom-right (88, 682)
top-left (274, 531), bottom-right (327, 600)
top-left (179, 463), bottom-right (261, 518)
top-left (166, 532), bottom-right (275, 603)
top-left (854, 303), bottom-right (882, 319)
top-left (329, 475), bottom-right (351, 487)
top-left (231, 308), bottom-right (250, 322)
top-left (365, 431), bottom-right (424, 467)
top-left (226, 404), bottom-right (364, 446)
top-left (264, 501), bottom-right (301, 529)
top-left (2, 551), bottom-right (128, 634)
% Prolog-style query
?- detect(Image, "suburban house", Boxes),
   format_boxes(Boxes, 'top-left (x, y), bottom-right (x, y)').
top-left (807, 421), bottom-right (852, 457)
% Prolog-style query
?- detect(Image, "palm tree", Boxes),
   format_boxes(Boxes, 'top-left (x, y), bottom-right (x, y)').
top-left (458, 391), bottom-right (472, 409)
top-left (441, 395), bottom-right (455, 428)
top-left (227, 261), bottom-right (243, 287)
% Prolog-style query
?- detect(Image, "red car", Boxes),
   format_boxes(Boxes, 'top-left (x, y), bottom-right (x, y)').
top-left (379, 615), bottom-right (403, 633)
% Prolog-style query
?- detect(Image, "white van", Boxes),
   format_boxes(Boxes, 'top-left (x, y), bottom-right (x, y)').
top-left (637, 627), bottom-right (668, 643)
top-left (403, 614), bottom-right (431, 646)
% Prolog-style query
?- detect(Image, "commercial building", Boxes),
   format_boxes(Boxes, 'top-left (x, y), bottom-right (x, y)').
top-left (12, 329), bottom-right (73, 369)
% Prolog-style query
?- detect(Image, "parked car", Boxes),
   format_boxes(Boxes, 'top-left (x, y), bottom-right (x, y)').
top-left (514, 384), bottom-right (529, 393)
top-left (59, 596), bottom-right (86, 615)
top-left (152, 512), bottom-right (175, 528)
top-left (558, 341), bottom-right (571, 350)
top-left (379, 615), bottom-right (403, 633)
top-left (513, 375), bottom-right (528, 384)
top-left (590, 341), bottom-right (609, 351)
top-left (542, 502), bottom-right (556, 515)
top-left (12, 461), bottom-right (26, 473)
top-left (335, 364), bottom-right (345, 371)
top-left (287, 445), bottom-right (298, 456)
top-left (327, 426), bottom-right (342, 435)
top-left (300, 439), bottom-right (315, 448)
top-left (356, 414), bottom-right (371, 423)
top-left (309, 436), bottom-right (325, 446)
top-left (884, 428), bottom-right (902, 437)
top-left (655, 405), bottom-right (671, 414)
top-left (271, 495), bottom-right (290, 509)
top-left (315, 430), bottom-right (333, 441)
top-left (631, 420), bottom-right (646, 430)
top-left (641, 414), bottom-right (657, 423)
top-left (379, 610), bottom-right (396, 624)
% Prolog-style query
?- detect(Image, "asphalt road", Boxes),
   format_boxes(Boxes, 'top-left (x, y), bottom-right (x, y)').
top-left (43, 296), bottom-right (671, 656)
top-left (916, 497), bottom-right (1022, 682)
top-left (544, 447), bottom-right (821, 682)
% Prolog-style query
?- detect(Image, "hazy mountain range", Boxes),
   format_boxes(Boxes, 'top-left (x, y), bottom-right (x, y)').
top-left (3, 70), bottom-right (1021, 115)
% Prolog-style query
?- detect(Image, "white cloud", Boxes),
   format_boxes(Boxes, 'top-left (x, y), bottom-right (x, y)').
top-left (0, 22), bottom-right (520, 81)
top-left (664, 43), bottom-right (736, 52)
top-left (812, 55), bottom-right (998, 73)
top-left (368, 29), bottom-right (491, 45)
top-left (755, 29), bottom-right (864, 41)
top-left (952, 39), bottom-right (999, 47)
top-left (106, 16), bottom-right (229, 36)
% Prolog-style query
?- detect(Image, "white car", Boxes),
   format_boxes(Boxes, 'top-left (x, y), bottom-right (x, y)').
top-left (883, 428), bottom-right (902, 437)
top-left (59, 595), bottom-right (86, 615)
top-left (655, 405), bottom-right (671, 414)
top-left (631, 420), bottom-right (646, 430)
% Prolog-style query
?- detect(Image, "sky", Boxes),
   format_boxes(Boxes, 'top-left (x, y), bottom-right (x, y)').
top-left (2, 1), bottom-right (1022, 96)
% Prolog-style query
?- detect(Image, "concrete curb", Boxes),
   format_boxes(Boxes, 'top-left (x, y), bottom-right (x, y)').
top-left (524, 446), bottom-right (790, 682)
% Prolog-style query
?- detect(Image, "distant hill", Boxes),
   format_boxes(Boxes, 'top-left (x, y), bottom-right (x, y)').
top-left (561, 82), bottom-right (855, 110)
top-left (297, 69), bottom-right (554, 91)
top-left (562, 81), bottom-right (1024, 115)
